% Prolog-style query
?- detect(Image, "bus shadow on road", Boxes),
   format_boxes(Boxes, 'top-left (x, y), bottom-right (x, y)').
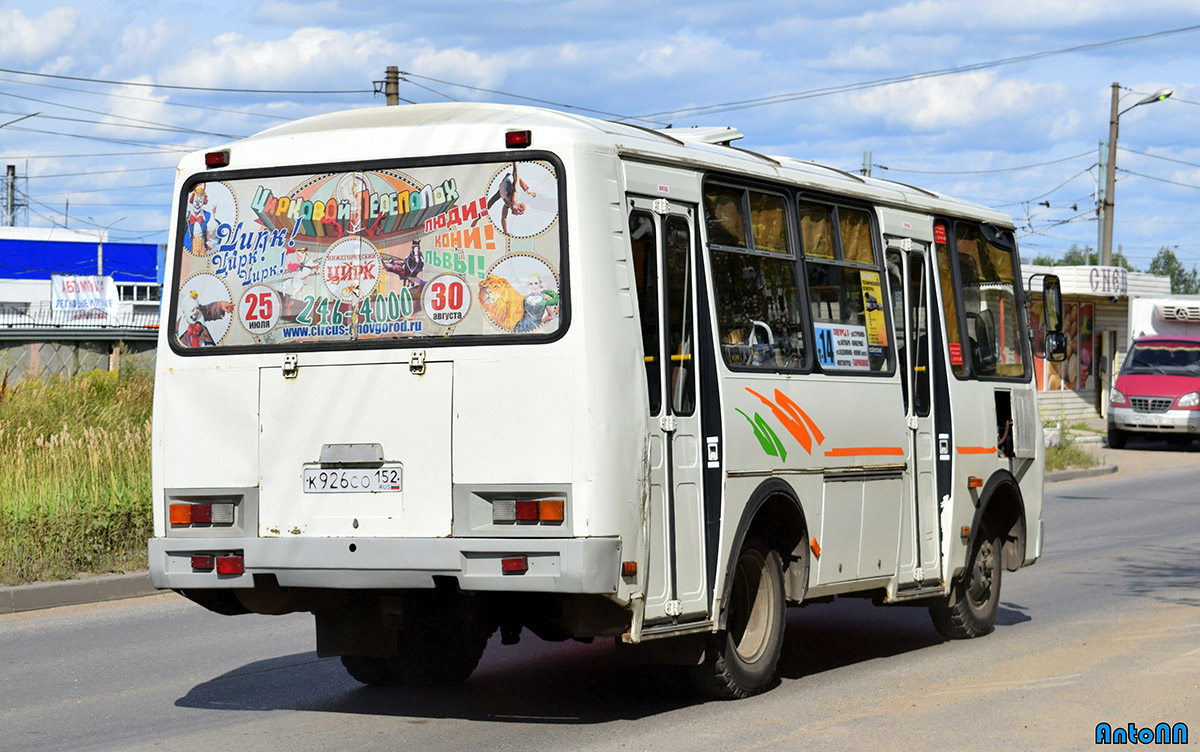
top-left (776, 598), bottom-right (943, 680)
top-left (177, 596), bottom-right (1021, 722)
top-left (175, 633), bottom-right (698, 723)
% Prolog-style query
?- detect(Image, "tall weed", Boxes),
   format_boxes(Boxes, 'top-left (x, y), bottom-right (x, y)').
top-left (0, 371), bottom-right (152, 585)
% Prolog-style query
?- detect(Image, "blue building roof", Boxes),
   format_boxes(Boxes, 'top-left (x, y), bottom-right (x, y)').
top-left (0, 238), bottom-right (160, 283)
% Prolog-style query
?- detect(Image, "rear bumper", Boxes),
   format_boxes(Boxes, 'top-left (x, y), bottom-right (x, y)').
top-left (1108, 405), bottom-right (1200, 434)
top-left (149, 536), bottom-right (622, 594)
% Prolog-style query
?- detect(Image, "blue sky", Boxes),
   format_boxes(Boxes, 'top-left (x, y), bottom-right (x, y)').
top-left (1, 1), bottom-right (1198, 270)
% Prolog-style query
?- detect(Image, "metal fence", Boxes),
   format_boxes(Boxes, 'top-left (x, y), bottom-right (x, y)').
top-left (0, 303), bottom-right (160, 339)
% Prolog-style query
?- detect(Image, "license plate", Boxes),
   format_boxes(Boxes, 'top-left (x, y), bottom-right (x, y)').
top-left (303, 465), bottom-right (403, 493)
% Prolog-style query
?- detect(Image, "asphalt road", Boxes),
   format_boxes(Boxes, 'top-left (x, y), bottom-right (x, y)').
top-left (2, 463), bottom-right (1197, 752)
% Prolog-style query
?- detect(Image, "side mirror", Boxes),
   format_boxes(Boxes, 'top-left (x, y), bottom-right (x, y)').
top-left (1044, 331), bottom-right (1068, 363)
top-left (1042, 274), bottom-right (1063, 335)
top-left (1027, 273), bottom-right (1066, 361)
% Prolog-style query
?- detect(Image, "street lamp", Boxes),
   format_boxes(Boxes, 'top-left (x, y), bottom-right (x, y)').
top-left (86, 216), bottom-right (127, 276)
top-left (1099, 82), bottom-right (1172, 266)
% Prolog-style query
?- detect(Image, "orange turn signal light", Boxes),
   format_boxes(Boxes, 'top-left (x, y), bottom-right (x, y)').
top-left (169, 503), bottom-right (192, 525)
top-left (622, 561), bottom-right (637, 577)
top-left (968, 476), bottom-right (983, 489)
top-left (810, 537), bottom-right (821, 558)
top-left (538, 499), bottom-right (564, 523)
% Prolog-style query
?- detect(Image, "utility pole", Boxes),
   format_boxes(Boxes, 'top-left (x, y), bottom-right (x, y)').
top-left (861, 151), bottom-right (872, 177)
top-left (1099, 82), bottom-right (1172, 267)
top-left (385, 66), bottom-right (400, 106)
top-left (1100, 83), bottom-right (1120, 267)
top-left (1096, 139), bottom-right (1107, 257)
top-left (5, 165), bottom-right (14, 226)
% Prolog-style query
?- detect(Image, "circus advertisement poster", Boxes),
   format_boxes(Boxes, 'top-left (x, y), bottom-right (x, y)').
top-left (172, 160), bottom-right (561, 349)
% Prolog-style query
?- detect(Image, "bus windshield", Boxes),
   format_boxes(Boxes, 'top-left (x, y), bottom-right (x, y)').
top-left (171, 158), bottom-right (563, 352)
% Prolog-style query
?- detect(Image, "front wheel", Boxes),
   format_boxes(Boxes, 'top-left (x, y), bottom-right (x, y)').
top-left (691, 538), bottom-right (786, 699)
top-left (1107, 426), bottom-right (1127, 449)
top-left (929, 533), bottom-right (1001, 639)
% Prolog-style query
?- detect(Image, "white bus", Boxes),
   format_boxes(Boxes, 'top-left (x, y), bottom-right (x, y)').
top-left (149, 103), bottom-right (1064, 698)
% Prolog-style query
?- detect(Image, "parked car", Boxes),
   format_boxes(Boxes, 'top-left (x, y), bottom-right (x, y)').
top-left (1108, 335), bottom-right (1200, 448)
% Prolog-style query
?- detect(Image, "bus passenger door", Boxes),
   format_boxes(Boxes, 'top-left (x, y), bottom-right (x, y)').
top-left (888, 243), bottom-right (942, 584)
top-left (629, 198), bottom-right (708, 623)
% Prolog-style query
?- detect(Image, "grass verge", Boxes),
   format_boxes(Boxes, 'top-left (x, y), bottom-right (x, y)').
top-left (0, 370), bottom-right (152, 586)
top-left (1045, 430), bottom-right (1099, 473)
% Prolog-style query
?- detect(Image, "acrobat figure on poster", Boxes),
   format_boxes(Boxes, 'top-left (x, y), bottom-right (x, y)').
top-left (177, 289), bottom-right (234, 347)
top-left (381, 239), bottom-right (425, 290)
top-left (281, 246), bottom-right (317, 297)
top-left (185, 185), bottom-right (215, 255)
top-left (514, 273), bottom-right (559, 333)
top-left (487, 162), bottom-right (536, 236)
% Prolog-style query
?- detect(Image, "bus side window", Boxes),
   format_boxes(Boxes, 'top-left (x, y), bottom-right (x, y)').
top-left (705, 184), bottom-right (805, 372)
top-left (630, 210), bottom-right (661, 413)
top-left (800, 201), bottom-right (889, 373)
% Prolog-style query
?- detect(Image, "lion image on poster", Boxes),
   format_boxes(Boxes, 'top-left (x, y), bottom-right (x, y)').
top-left (478, 275), bottom-right (524, 331)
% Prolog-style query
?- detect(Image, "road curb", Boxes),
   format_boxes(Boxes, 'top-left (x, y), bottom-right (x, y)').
top-left (1046, 464), bottom-right (1119, 483)
top-left (0, 572), bottom-right (156, 615)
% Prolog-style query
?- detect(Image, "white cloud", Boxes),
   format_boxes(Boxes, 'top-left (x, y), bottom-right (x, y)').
top-left (840, 71), bottom-right (1065, 131)
top-left (0, 7), bottom-right (80, 62)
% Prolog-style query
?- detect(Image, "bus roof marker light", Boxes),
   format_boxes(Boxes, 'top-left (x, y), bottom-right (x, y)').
top-left (205, 150), bottom-right (230, 168)
top-left (505, 130), bottom-right (532, 149)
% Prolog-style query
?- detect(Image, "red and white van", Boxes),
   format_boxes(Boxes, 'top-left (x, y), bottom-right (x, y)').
top-left (1108, 334), bottom-right (1200, 448)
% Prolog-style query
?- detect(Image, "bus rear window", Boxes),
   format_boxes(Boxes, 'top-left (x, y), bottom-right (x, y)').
top-left (171, 159), bottom-right (563, 351)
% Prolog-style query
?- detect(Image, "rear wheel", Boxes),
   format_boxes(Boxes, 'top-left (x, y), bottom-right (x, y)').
top-left (341, 597), bottom-right (496, 687)
top-left (1107, 426), bottom-right (1127, 449)
top-left (929, 533), bottom-right (1001, 639)
top-left (691, 538), bottom-right (785, 699)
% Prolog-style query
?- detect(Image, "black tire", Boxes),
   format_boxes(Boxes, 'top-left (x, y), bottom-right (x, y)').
top-left (341, 597), bottom-right (496, 687)
top-left (1107, 427), bottom-right (1127, 449)
top-left (929, 533), bottom-right (1002, 639)
top-left (691, 538), bottom-right (786, 699)
top-left (340, 655), bottom-right (397, 686)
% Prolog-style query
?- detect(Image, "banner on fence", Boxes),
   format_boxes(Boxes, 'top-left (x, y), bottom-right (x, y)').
top-left (50, 275), bottom-right (118, 323)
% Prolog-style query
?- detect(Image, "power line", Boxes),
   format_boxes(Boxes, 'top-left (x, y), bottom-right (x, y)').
top-left (1, 150), bottom-right (184, 159)
top-left (1119, 147), bottom-right (1200, 170)
top-left (632, 24), bottom-right (1200, 120)
top-left (881, 151), bottom-right (1093, 176)
top-left (0, 90), bottom-right (246, 139)
top-left (24, 166), bottom-right (175, 179)
top-left (0, 66), bottom-right (372, 95)
top-left (0, 75), bottom-right (292, 121)
top-left (27, 182), bottom-right (175, 196)
top-left (1119, 169), bottom-right (1200, 191)
top-left (397, 70), bottom-right (667, 126)
top-left (6, 125), bottom-right (193, 151)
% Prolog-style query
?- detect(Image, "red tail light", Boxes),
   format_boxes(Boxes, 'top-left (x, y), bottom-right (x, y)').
top-left (501, 556), bottom-right (528, 574)
top-left (216, 555), bottom-right (244, 575)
